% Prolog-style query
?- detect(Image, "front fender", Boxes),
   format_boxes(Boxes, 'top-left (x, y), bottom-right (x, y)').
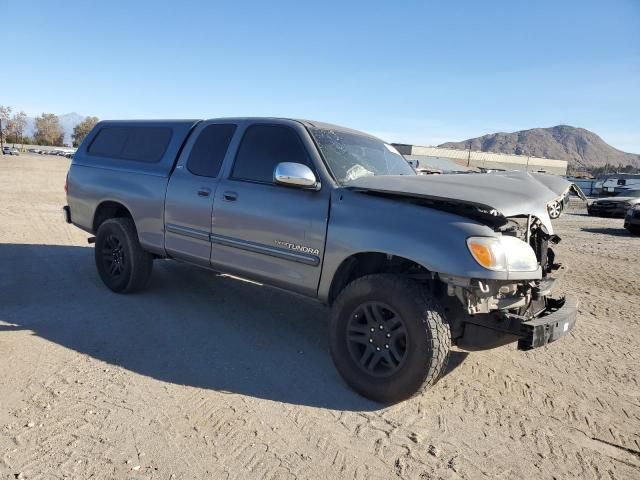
top-left (317, 190), bottom-right (539, 302)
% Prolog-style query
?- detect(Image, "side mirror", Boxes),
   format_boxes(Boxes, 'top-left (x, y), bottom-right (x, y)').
top-left (274, 162), bottom-right (320, 190)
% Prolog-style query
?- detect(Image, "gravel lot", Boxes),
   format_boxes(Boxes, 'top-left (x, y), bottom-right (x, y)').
top-left (1, 154), bottom-right (639, 479)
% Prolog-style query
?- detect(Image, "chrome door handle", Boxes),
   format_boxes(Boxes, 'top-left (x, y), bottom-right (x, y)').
top-left (197, 188), bottom-right (211, 197)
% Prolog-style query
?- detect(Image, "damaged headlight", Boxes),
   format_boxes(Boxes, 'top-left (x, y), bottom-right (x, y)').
top-left (466, 236), bottom-right (539, 272)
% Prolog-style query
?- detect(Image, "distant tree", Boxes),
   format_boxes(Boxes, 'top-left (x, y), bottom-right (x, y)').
top-left (34, 113), bottom-right (64, 146)
top-left (9, 111), bottom-right (28, 145)
top-left (0, 105), bottom-right (12, 146)
top-left (72, 116), bottom-right (99, 147)
top-left (588, 162), bottom-right (640, 176)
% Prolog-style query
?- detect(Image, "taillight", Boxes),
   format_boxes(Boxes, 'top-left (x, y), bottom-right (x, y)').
top-left (64, 174), bottom-right (68, 193)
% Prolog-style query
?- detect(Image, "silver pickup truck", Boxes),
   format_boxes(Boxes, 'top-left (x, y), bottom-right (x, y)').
top-left (64, 118), bottom-right (578, 403)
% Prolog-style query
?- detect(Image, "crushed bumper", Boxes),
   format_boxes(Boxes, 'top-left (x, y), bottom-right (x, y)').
top-left (517, 296), bottom-right (578, 350)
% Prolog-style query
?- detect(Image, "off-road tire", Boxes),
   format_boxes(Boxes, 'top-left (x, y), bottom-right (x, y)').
top-left (95, 217), bottom-right (153, 293)
top-left (329, 274), bottom-right (451, 403)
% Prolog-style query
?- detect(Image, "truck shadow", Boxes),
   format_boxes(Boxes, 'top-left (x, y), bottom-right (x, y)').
top-left (0, 243), bottom-right (466, 411)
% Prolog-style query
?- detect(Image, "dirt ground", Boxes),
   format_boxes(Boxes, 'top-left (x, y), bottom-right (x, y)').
top-left (1, 154), bottom-right (639, 480)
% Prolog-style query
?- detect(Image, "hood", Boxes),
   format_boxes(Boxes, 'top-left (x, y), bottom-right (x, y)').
top-left (345, 171), bottom-right (576, 233)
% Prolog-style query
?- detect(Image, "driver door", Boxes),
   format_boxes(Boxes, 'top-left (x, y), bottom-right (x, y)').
top-left (210, 123), bottom-right (330, 296)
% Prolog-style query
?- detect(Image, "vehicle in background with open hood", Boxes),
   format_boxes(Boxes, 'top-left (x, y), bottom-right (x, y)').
top-left (64, 118), bottom-right (579, 403)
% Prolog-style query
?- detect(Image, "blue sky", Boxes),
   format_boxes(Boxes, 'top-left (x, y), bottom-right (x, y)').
top-left (2, 0), bottom-right (639, 151)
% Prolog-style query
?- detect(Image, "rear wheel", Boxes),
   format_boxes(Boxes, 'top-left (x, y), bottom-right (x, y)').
top-left (95, 218), bottom-right (153, 293)
top-left (329, 274), bottom-right (451, 403)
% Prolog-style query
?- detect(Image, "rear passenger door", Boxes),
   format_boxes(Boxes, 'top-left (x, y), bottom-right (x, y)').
top-left (164, 122), bottom-right (237, 265)
top-left (210, 123), bottom-right (330, 296)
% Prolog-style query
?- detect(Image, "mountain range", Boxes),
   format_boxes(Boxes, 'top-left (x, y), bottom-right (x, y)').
top-left (439, 125), bottom-right (640, 170)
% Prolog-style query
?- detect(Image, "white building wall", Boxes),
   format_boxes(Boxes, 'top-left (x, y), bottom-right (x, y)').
top-left (405, 146), bottom-right (568, 175)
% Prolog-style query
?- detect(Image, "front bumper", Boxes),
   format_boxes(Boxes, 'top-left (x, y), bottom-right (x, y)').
top-left (517, 296), bottom-right (578, 349)
top-left (456, 292), bottom-right (578, 351)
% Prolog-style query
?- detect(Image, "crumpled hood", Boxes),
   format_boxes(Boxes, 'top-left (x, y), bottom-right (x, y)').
top-left (346, 171), bottom-right (576, 233)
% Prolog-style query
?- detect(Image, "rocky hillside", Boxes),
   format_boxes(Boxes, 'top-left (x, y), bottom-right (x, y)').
top-left (439, 125), bottom-right (640, 169)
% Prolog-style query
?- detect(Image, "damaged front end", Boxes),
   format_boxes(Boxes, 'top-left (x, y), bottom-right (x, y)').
top-left (442, 215), bottom-right (578, 351)
top-left (344, 172), bottom-right (579, 350)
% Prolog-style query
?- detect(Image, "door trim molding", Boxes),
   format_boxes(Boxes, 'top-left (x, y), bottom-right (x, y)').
top-left (165, 223), bottom-right (210, 242)
top-left (210, 233), bottom-right (320, 266)
top-left (166, 224), bottom-right (320, 266)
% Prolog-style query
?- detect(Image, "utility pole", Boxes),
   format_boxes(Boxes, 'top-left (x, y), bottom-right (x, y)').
top-left (466, 142), bottom-right (472, 167)
top-left (0, 119), bottom-right (4, 153)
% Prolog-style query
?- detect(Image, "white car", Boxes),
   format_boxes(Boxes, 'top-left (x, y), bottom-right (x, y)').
top-left (2, 146), bottom-right (20, 155)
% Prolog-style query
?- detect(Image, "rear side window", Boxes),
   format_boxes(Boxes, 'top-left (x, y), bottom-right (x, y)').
top-left (88, 126), bottom-right (172, 163)
top-left (187, 124), bottom-right (237, 177)
top-left (232, 125), bottom-right (311, 183)
top-left (87, 127), bottom-right (128, 157)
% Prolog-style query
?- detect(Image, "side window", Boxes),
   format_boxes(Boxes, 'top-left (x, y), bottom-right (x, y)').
top-left (87, 126), bottom-right (172, 163)
top-left (87, 127), bottom-right (128, 157)
top-left (187, 124), bottom-right (237, 177)
top-left (231, 125), bottom-right (311, 183)
top-left (121, 127), bottom-right (172, 163)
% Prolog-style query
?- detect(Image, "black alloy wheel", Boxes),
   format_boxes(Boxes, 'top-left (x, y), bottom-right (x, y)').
top-left (102, 234), bottom-right (126, 278)
top-left (346, 302), bottom-right (408, 377)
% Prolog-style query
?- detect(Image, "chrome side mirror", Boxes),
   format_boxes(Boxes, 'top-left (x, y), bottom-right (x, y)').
top-left (274, 162), bottom-right (320, 190)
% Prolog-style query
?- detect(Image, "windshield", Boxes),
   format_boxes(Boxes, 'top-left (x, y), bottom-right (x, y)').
top-left (309, 128), bottom-right (415, 183)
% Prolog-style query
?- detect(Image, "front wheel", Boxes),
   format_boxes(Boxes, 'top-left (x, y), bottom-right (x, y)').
top-left (329, 274), bottom-right (451, 403)
top-left (548, 201), bottom-right (562, 219)
top-left (95, 218), bottom-right (153, 293)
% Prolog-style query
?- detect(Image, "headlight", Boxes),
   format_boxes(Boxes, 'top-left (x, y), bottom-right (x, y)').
top-left (467, 236), bottom-right (539, 272)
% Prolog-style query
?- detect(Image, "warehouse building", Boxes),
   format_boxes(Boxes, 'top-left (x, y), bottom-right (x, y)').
top-left (393, 144), bottom-right (568, 176)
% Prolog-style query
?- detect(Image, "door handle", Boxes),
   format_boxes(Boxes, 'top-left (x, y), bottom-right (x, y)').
top-left (223, 191), bottom-right (238, 201)
top-left (197, 188), bottom-right (211, 197)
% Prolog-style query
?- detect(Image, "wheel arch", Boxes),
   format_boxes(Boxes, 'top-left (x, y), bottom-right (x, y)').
top-left (326, 251), bottom-right (434, 305)
top-left (92, 200), bottom-right (134, 233)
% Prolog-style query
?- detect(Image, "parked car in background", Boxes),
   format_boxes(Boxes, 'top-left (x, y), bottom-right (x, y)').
top-left (2, 146), bottom-right (20, 155)
top-left (588, 190), bottom-right (640, 217)
top-left (624, 204), bottom-right (640, 234)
